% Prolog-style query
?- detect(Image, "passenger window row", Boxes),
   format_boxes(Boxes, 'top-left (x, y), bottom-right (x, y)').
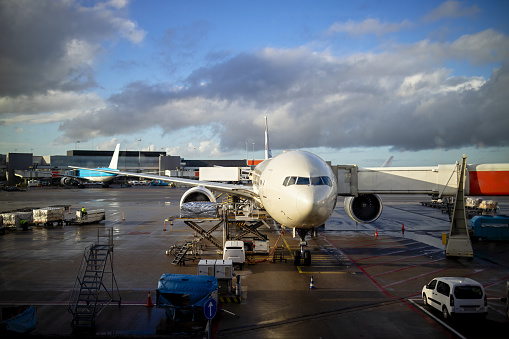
top-left (283, 176), bottom-right (332, 187)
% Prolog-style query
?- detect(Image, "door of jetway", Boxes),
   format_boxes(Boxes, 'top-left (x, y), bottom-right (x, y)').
top-left (332, 165), bottom-right (358, 196)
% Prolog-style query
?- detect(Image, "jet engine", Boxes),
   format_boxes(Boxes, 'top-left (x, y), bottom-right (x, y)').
top-left (180, 186), bottom-right (217, 206)
top-left (60, 177), bottom-right (73, 186)
top-left (344, 194), bottom-right (383, 224)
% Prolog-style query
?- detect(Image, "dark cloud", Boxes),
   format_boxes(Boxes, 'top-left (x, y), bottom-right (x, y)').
top-left (58, 44), bottom-right (509, 152)
top-left (0, 0), bottom-right (143, 97)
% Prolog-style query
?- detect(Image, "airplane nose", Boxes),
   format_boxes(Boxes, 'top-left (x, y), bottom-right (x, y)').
top-left (296, 187), bottom-right (331, 224)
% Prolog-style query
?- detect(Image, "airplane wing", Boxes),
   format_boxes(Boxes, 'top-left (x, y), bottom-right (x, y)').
top-left (69, 166), bottom-right (257, 199)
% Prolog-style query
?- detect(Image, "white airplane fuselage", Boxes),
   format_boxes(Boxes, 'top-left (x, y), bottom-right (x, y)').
top-left (252, 150), bottom-right (338, 229)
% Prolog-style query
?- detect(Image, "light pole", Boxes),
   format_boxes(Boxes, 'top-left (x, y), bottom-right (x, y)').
top-left (75, 141), bottom-right (80, 150)
top-left (137, 138), bottom-right (141, 170)
top-left (252, 142), bottom-right (255, 166)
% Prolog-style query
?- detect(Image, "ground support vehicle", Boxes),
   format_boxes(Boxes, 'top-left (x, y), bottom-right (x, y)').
top-left (69, 209), bottom-right (105, 225)
top-left (422, 277), bottom-right (488, 320)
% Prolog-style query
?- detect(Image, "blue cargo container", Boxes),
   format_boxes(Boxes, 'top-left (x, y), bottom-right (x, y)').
top-left (470, 215), bottom-right (509, 241)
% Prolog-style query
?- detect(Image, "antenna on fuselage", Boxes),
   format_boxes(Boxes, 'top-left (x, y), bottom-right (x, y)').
top-left (264, 116), bottom-right (272, 160)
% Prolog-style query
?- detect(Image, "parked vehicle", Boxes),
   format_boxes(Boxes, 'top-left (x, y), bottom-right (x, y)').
top-left (422, 277), bottom-right (488, 319)
top-left (223, 240), bottom-right (245, 269)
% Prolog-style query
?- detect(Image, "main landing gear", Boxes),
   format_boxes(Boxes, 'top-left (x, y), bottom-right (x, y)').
top-left (293, 228), bottom-right (312, 266)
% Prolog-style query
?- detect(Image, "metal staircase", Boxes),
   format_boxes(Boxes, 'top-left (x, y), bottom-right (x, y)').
top-left (171, 241), bottom-right (192, 265)
top-left (171, 238), bottom-right (202, 265)
top-left (68, 228), bottom-right (121, 333)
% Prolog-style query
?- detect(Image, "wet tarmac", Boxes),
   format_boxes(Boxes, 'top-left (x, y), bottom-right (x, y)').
top-left (1, 186), bottom-right (508, 338)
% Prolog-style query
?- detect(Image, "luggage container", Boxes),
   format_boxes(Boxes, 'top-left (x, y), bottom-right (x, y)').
top-left (156, 274), bottom-right (218, 321)
top-left (470, 215), bottom-right (509, 241)
top-left (33, 207), bottom-right (65, 226)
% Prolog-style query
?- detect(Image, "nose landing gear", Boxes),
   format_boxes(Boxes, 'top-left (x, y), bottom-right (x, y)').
top-left (293, 228), bottom-right (312, 266)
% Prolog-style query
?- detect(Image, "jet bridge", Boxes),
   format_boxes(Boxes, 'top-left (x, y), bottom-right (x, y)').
top-left (334, 162), bottom-right (509, 198)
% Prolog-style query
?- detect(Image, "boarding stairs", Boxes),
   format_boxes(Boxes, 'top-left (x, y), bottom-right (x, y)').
top-left (68, 228), bottom-right (121, 333)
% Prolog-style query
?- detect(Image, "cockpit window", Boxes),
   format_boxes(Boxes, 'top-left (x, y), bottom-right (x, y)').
top-left (283, 176), bottom-right (333, 187)
top-left (320, 176), bottom-right (332, 187)
top-left (296, 177), bottom-right (310, 185)
top-left (310, 177), bottom-right (322, 185)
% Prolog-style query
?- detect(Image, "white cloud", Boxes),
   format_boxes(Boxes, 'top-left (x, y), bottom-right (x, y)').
top-left (424, 1), bottom-right (480, 22)
top-left (328, 18), bottom-right (412, 36)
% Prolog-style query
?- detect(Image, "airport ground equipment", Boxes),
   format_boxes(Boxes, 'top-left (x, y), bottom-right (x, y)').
top-left (32, 207), bottom-right (65, 226)
top-left (272, 245), bottom-right (287, 263)
top-left (68, 228), bottom-right (121, 334)
top-left (71, 209), bottom-right (105, 225)
top-left (156, 274), bottom-right (218, 321)
top-left (223, 241), bottom-right (246, 269)
top-left (168, 200), bottom-right (270, 254)
top-left (470, 215), bottom-right (509, 241)
top-left (1, 211), bottom-right (32, 229)
top-left (171, 238), bottom-right (202, 265)
top-left (198, 260), bottom-right (238, 301)
top-left (446, 155), bottom-right (474, 258)
top-left (0, 306), bottom-right (37, 333)
top-left (421, 197), bottom-right (499, 219)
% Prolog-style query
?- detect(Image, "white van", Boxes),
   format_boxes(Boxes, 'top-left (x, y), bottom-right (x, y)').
top-left (223, 241), bottom-right (245, 269)
top-left (422, 277), bottom-right (488, 319)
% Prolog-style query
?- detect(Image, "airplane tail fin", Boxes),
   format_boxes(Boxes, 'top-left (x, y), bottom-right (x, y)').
top-left (264, 116), bottom-right (272, 160)
top-left (381, 156), bottom-right (394, 167)
top-left (108, 144), bottom-right (121, 169)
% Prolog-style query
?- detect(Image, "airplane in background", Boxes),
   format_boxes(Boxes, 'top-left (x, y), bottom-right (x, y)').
top-left (71, 118), bottom-right (509, 265)
top-left (60, 144), bottom-right (120, 188)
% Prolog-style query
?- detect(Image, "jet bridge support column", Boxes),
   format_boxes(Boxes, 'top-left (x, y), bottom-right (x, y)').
top-left (446, 155), bottom-right (473, 258)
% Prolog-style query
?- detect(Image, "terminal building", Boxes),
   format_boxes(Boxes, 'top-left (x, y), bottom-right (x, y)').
top-left (0, 149), bottom-right (249, 186)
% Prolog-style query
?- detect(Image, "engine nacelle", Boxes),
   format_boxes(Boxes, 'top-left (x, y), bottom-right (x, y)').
top-left (344, 194), bottom-right (383, 224)
top-left (60, 177), bottom-right (72, 186)
top-left (180, 186), bottom-right (216, 206)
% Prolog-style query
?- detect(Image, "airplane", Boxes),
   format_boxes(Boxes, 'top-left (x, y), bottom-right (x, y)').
top-left (71, 118), bottom-right (509, 265)
top-left (60, 144), bottom-right (120, 188)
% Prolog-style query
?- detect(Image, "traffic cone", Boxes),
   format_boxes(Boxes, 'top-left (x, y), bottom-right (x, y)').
top-left (310, 276), bottom-right (315, 289)
top-left (145, 291), bottom-right (154, 307)
top-left (375, 228), bottom-right (378, 238)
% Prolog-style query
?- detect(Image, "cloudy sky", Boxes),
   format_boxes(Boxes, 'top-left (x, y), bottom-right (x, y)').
top-left (1, 0), bottom-right (508, 166)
